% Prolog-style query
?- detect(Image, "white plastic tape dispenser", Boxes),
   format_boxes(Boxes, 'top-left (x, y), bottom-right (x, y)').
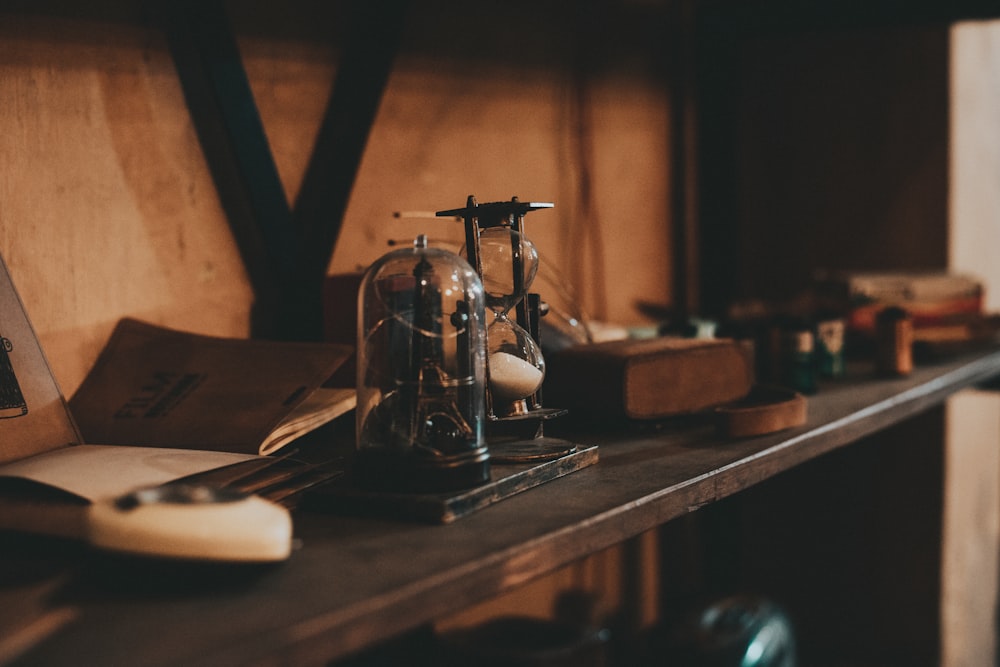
top-left (87, 484), bottom-right (293, 563)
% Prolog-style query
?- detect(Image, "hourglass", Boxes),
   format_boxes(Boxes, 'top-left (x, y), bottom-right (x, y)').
top-left (437, 196), bottom-right (575, 461)
top-left (478, 224), bottom-right (544, 412)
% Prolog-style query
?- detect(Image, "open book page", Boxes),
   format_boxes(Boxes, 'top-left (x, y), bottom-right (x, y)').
top-left (0, 257), bottom-right (328, 507)
top-left (69, 319), bottom-right (354, 455)
top-left (260, 387), bottom-right (356, 455)
top-left (0, 444), bottom-right (260, 502)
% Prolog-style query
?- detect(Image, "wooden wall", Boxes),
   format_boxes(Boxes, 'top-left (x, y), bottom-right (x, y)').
top-left (0, 0), bottom-right (675, 397)
top-left (0, 3), bottom-right (255, 394)
top-left (698, 19), bottom-right (951, 311)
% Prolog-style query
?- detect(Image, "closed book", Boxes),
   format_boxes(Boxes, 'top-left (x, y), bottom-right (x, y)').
top-left (814, 270), bottom-right (983, 332)
top-left (544, 337), bottom-right (754, 420)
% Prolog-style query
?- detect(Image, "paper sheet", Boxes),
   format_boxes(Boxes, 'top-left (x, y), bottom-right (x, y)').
top-left (0, 444), bottom-right (260, 501)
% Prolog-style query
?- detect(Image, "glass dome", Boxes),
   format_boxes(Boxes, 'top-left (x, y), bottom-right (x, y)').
top-left (355, 236), bottom-right (489, 492)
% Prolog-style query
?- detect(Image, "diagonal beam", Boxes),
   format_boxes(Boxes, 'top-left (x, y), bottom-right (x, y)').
top-left (157, 0), bottom-right (296, 329)
top-left (281, 0), bottom-right (411, 341)
top-left (159, 0), bottom-right (409, 341)
top-left (294, 0), bottom-right (410, 274)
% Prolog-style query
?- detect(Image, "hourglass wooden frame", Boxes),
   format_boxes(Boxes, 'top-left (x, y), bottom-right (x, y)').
top-left (436, 195), bottom-right (566, 433)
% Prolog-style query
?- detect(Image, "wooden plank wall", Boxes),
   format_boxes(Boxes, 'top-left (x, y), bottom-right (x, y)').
top-left (0, 0), bottom-right (675, 398)
top-left (0, 5), bottom-right (256, 394)
top-left (726, 23), bottom-right (950, 301)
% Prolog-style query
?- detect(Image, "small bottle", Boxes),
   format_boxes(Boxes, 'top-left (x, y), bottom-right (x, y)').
top-left (815, 313), bottom-right (846, 379)
top-left (875, 306), bottom-right (913, 376)
top-left (781, 318), bottom-right (817, 395)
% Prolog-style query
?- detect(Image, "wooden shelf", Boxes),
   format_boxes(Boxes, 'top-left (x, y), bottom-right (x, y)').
top-left (6, 347), bottom-right (1000, 666)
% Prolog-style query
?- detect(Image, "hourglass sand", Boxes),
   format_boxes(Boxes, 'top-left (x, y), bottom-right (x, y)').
top-left (478, 225), bottom-right (545, 413)
top-left (437, 196), bottom-right (577, 462)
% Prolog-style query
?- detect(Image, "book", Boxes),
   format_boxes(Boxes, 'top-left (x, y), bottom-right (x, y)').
top-left (0, 254), bottom-right (354, 507)
top-left (68, 318), bottom-right (355, 457)
top-left (814, 270), bottom-right (984, 333)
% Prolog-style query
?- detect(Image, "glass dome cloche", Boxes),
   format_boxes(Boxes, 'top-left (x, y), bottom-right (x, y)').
top-left (355, 235), bottom-right (490, 492)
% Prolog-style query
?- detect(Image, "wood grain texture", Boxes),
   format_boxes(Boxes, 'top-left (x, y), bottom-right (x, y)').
top-left (329, 0), bottom-right (674, 328)
top-left (4, 349), bottom-right (998, 667)
top-left (304, 445), bottom-right (599, 524)
top-left (0, 9), bottom-right (254, 394)
top-left (0, 1), bottom-right (676, 395)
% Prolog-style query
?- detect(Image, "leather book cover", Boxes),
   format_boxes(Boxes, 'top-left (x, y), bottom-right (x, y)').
top-left (544, 337), bottom-right (754, 420)
top-left (69, 318), bottom-right (354, 456)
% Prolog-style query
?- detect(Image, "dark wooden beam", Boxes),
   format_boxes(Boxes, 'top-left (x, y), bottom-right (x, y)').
top-left (157, 0), bottom-right (295, 335)
top-left (281, 0), bottom-right (411, 341)
top-left (159, 0), bottom-right (409, 340)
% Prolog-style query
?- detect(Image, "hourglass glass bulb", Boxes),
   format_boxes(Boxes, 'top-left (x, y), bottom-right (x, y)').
top-left (466, 226), bottom-right (539, 316)
top-left (488, 316), bottom-right (545, 410)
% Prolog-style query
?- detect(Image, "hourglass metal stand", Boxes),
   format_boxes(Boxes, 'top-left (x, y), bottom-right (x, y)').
top-left (437, 196), bottom-right (577, 463)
